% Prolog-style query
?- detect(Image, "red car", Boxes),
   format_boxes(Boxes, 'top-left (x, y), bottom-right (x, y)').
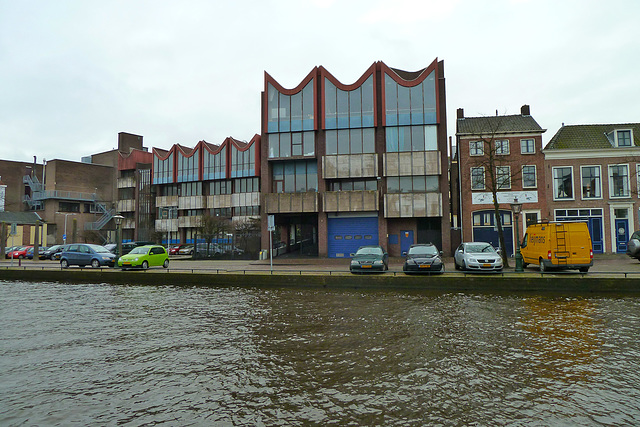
top-left (169, 244), bottom-right (188, 255)
top-left (7, 246), bottom-right (33, 259)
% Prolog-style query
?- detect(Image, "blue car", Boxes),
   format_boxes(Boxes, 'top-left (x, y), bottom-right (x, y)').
top-left (60, 244), bottom-right (116, 268)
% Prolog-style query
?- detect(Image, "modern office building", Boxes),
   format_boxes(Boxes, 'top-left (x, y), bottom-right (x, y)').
top-left (261, 59), bottom-right (450, 257)
top-left (543, 123), bottom-right (640, 253)
top-left (152, 135), bottom-right (261, 246)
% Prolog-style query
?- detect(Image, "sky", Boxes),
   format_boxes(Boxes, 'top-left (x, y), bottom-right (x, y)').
top-left (1, 0), bottom-right (639, 163)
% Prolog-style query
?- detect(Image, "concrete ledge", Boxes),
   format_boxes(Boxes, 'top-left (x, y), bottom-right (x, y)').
top-left (2, 268), bottom-right (640, 294)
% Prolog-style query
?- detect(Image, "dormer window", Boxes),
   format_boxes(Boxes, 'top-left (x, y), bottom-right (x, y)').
top-left (616, 130), bottom-right (632, 147)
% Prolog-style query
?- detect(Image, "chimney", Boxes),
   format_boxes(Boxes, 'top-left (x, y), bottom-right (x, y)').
top-left (457, 108), bottom-right (464, 119)
top-left (521, 105), bottom-right (530, 116)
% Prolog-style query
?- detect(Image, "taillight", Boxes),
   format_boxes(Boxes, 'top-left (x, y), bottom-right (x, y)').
top-left (547, 250), bottom-right (552, 260)
top-left (590, 249), bottom-right (593, 260)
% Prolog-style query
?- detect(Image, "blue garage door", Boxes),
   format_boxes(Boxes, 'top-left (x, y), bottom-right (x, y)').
top-left (328, 217), bottom-right (379, 258)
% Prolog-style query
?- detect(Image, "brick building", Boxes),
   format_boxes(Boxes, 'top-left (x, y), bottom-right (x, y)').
top-left (456, 105), bottom-right (547, 256)
top-left (543, 123), bottom-right (640, 253)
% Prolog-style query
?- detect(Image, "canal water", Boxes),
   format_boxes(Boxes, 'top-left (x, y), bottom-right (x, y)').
top-left (1, 281), bottom-right (639, 426)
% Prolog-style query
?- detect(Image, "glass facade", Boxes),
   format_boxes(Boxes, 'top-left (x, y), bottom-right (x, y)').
top-left (272, 160), bottom-right (318, 193)
top-left (267, 81), bottom-right (314, 133)
top-left (230, 145), bottom-right (255, 178)
top-left (268, 132), bottom-right (315, 158)
top-left (384, 69), bottom-right (437, 126)
top-left (385, 125), bottom-right (437, 152)
top-left (387, 176), bottom-right (439, 193)
top-left (203, 146), bottom-right (226, 180)
top-left (324, 75), bottom-right (374, 129)
top-left (177, 150), bottom-right (199, 183)
top-left (153, 153), bottom-right (174, 184)
top-left (325, 128), bottom-right (375, 155)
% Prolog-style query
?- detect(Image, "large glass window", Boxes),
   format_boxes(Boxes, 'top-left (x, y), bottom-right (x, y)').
top-left (324, 75), bottom-right (374, 130)
top-left (384, 69), bottom-right (437, 126)
top-left (272, 160), bottom-right (318, 193)
top-left (385, 125), bottom-right (437, 152)
top-left (471, 167), bottom-right (485, 190)
top-left (230, 145), bottom-right (256, 178)
top-left (609, 164), bottom-right (629, 197)
top-left (203, 146), bottom-right (226, 180)
top-left (180, 181), bottom-right (202, 196)
top-left (153, 153), bottom-right (174, 184)
top-left (209, 180), bottom-right (232, 195)
top-left (387, 176), bottom-right (439, 193)
top-left (233, 177), bottom-right (259, 193)
top-left (328, 179), bottom-right (378, 191)
top-left (269, 132), bottom-right (315, 158)
top-left (267, 81), bottom-right (314, 133)
top-left (553, 167), bottom-right (574, 200)
top-left (177, 151), bottom-right (199, 183)
top-left (326, 129), bottom-right (375, 155)
top-left (522, 165), bottom-right (537, 188)
top-left (581, 166), bottom-right (601, 199)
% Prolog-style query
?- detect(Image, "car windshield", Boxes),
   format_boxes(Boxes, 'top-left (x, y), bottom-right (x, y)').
top-left (88, 245), bottom-right (111, 254)
top-left (129, 247), bottom-right (149, 254)
top-left (357, 247), bottom-right (383, 255)
top-left (408, 246), bottom-right (438, 256)
top-left (467, 243), bottom-right (496, 254)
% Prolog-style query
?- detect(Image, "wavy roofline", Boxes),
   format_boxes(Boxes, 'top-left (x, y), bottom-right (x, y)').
top-left (379, 58), bottom-right (439, 87)
top-left (264, 67), bottom-right (317, 95)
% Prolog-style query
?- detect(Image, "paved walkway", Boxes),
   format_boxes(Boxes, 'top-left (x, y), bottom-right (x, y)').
top-left (2, 254), bottom-right (638, 274)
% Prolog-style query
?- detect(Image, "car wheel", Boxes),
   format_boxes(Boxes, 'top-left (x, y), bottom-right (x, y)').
top-left (539, 259), bottom-right (547, 272)
top-left (461, 260), bottom-right (466, 271)
top-left (142, 260), bottom-right (149, 269)
top-left (91, 259), bottom-right (100, 269)
top-left (61, 259), bottom-right (69, 269)
top-left (163, 259), bottom-right (169, 269)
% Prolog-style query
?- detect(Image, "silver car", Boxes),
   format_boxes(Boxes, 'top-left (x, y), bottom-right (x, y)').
top-left (454, 242), bottom-right (504, 272)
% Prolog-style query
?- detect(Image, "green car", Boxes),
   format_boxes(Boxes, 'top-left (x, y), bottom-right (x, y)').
top-left (118, 245), bottom-right (170, 270)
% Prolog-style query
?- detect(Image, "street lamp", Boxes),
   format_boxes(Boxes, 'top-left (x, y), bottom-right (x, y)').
top-left (113, 214), bottom-right (124, 262)
top-left (55, 212), bottom-right (76, 244)
top-left (510, 198), bottom-right (524, 272)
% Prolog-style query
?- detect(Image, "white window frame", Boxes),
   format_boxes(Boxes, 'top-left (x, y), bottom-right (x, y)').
top-left (521, 165), bottom-right (537, 189)
top-left (520, 138), bottom-right (535, 154)
top-left (580, 165), bottom-right (602, 200)
top-left (470, 166), bottom-right (485, 190)
top-left (552, 166), bottom-right (575, 201)
top-left (615, 129), bottom-right (633, 147)
top-left (608, 163), bottom-right (630, 198)
top-left (496, 165), bottom-right (511, 189)
top-left (470, 140), bottom-right (484, 156)
top-left (495, 139), bottom-right (510, 155)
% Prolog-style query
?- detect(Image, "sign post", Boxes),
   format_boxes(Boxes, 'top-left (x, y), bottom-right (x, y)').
top-left (10, 222), bottom-right (16, 267)
top-left (268, 215), bottom-right (275, 272)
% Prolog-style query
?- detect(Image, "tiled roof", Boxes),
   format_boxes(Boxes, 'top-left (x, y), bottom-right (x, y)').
top-left (0, 211), bottom-right (42, 225)
top-left (545, 123), bottom-right (640, 150)
top-left (457, 114), bottom-right (544, 135)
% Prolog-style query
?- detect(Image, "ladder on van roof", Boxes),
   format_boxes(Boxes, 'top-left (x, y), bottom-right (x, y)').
top-left (555, 223), bottom-right (568, 266)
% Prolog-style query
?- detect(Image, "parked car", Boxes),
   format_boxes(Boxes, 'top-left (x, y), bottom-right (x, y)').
top-left (350, 245), bottom-right (389, 273)
top-left (402, 243), bottom-right (444, 274)
top-left (7, 246), bottom-right (32, 259)
top-left (169, 244), bottom-right (189, 255)
top-left (51, 245), bottom-right (70, 261)
top-left (104, 243), bottom-right (117, 253)
top-left (4, 246), bottom-right (20, 258)
top-left (178, 244), bottom-right (194, 255)
top-left (627, 230), bottom-right (640, 260)
top-left (59, 244), bottom-right (116, 268)
top-left (454, 242), bottom-right (503, 272)
top-left (26, 246), bottom-right (48, 260)
top-left (118, 245), bottom-right (170, 270)
top-left (43, 244), bottom-right (64, 260)
top-left (119, 241), bottom-right (156, 256)
top-left (521, 221), bottom-right (593, 272)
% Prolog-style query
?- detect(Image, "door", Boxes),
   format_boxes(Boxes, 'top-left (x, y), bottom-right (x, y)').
top-left (400, 230), bottom-right (414, 255)
top-left (328, 217), bottom-right (378, 258)
top-left (589, 217), bottom-right (603, 253)
top-left (615, 219), bottom-right (629, 253)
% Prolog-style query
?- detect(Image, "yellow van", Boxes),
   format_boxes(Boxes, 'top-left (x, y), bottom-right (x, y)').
top-left (520, 221), bottom-right (593, 272)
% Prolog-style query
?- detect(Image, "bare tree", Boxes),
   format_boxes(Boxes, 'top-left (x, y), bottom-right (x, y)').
top-left (466, 116), bottom-right (527, 268)
top-left (198, 213), bottom-right (231, 257)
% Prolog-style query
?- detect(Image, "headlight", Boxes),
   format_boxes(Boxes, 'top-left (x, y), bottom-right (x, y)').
top-left (374, 260), bottom-right (383, 265)
top-left (351, 260), bottom-right (358, 265)
top-left (433, 258), bottom-right (442, 265)
top-left (134, 257), bottom-right (139, 261)
top-left (406, 259), bottom-right (416, 265)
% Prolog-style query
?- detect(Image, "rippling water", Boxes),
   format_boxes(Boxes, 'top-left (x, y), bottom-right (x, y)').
top-left (1, 281), bottom-right (639, 426)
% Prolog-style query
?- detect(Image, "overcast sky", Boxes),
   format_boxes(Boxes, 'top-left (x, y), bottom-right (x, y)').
top-left (1, 0), bottom-right (639, 163)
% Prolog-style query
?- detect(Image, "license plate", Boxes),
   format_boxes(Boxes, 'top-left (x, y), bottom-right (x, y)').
top-left (483, 263), bottom-right (491, 267)
top-left (362, 265), bottom-right (372, 268)
top-left (123, 262), bottom-right (131, 265)
top-left (419, 264), bottom-right (431, 268)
